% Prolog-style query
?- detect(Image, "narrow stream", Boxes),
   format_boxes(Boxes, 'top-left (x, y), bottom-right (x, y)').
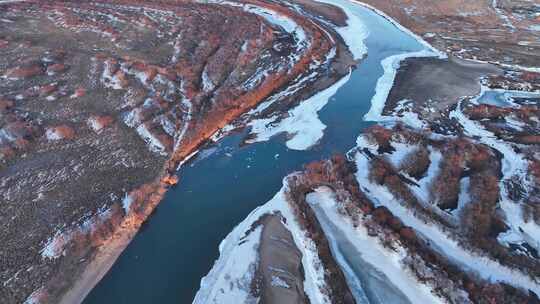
top-left (84, 1), bottom-right (426, 303)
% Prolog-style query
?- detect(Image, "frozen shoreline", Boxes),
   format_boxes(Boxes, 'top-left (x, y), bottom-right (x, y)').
top-left (363, 49), bottom-right (437, 123)
top-left (193, 183), bottom-right (332, 304)
top-left (307, 187), bottom-right (444, 304)
top-left (247, 71), bottom-right (351, 150)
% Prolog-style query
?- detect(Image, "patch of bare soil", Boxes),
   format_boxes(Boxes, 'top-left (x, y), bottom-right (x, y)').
top-left (255, 214), bottom-right (310, 304)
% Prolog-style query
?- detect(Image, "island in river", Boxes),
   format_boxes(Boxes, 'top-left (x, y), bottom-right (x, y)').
top-left (1, 0), bottom-right (540, 304)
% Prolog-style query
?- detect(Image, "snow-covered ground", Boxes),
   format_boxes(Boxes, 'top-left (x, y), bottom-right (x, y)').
top-left (193, 226), bottom-right (262, 304)
top-left (135, 123), bottom-right (168, 156)
top-left (449, 99), bottom-right (540, 252)
top-left (353, 143), bottom-right (540, 294)
top-left (201, 0), bottom-right (310, 68)
top-left (40, 206), bottom-right (113, 260)
top-left (194, 183), bottom-right (332, 304)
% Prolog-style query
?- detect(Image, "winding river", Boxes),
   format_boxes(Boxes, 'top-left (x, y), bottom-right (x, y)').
top-left (83, 1), bottom-right (428, 303)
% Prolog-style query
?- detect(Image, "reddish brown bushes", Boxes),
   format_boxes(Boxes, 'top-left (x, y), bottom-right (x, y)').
top-left (365, 125), bottom-right (393, 152)
top-left (399, 146), bottom-right (430, 178)
top-left (5, 64), bottom-right (43, 79)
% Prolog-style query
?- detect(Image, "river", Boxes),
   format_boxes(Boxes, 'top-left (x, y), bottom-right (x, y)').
top-left (83, 1), bottom-right (427, 303)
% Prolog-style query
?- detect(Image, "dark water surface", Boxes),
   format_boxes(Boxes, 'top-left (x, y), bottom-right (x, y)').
top-left (84, 1), bottom-right (424, 303)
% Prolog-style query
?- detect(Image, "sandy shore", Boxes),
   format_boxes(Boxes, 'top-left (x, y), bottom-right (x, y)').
top-left (58, 217), bottom-right (141, 304)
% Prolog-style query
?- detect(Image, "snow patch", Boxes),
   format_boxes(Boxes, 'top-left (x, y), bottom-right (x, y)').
top-left (247, 71), bottom-right (350, 150)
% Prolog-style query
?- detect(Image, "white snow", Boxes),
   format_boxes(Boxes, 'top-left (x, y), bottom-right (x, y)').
top-left (353, 147), bottom-right (540, 294)
top-left (307, 186), bottom-right (444, 304)
top-left (409, 147), bottom-right (443, 204)
top-left (194, 225), bottom-right (262, 304)
top-left (247, 71), bottom-right (350, 150)
top-left (41, 229), bottom-right (70, 259)
top-left (23, 287), bottom-right (44, 304)
top-left (176, 149), bottom-right (199, 170)
top-left (491, 0), bottom-right (515, 30)
top-left (453, 177), bottom-right (471, 216)
top-left (101, 61), bottom-right (125, 90)
top-left (87, 117), bottom-right (104, 133)
top-left (201, 68), bottom-right (215, 92)
top-left (505, 115), bottom-right (526, 131)
top-left (40, 206), bottom-right (114, 260)
top-left (194, 183), bottom-right (332, 304)
top-left (391, 99), bottom-right (428, 129)
top-left (384, 138), bottom-right (417, 168)
top-left (122, 193), bottom-right (134, 214)
top-left (45, 128), bottom-right (64, 141)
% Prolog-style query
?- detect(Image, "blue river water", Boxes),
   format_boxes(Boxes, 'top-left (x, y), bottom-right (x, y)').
top-left (83, 2), bottom-right (425, 303)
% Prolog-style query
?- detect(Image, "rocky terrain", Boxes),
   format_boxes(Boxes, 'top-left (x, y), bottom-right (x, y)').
top-left (0, 1), bottom-right (355, 303)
